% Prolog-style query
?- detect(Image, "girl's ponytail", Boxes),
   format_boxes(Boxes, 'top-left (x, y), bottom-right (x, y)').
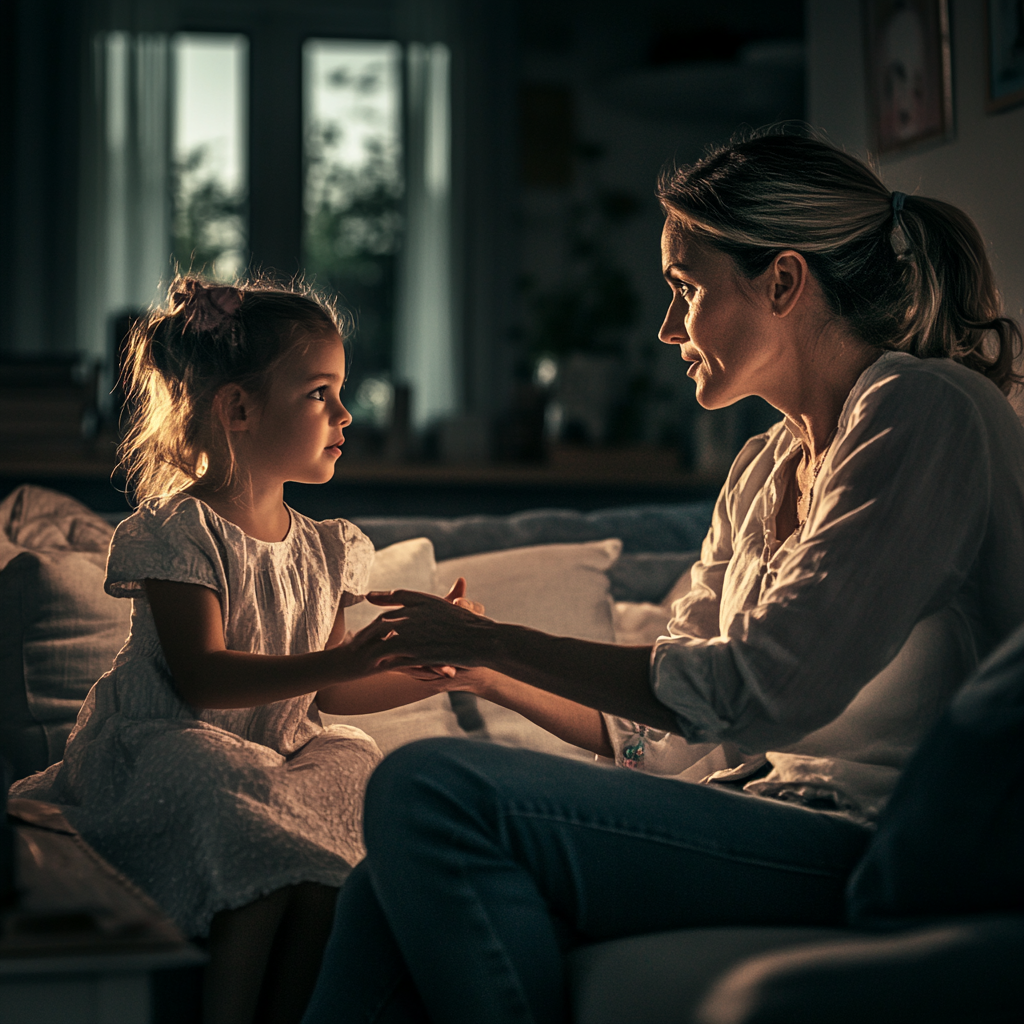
top-left (657, 131), bottom-right (1022, 394)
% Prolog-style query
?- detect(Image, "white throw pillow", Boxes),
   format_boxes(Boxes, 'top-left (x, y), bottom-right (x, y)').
top-left (434, 539), bottom-right (622, 763)
top-left (612, 562), bottom-right (696, 645)
top-left (343, 536), bottom-right (440, 634)
top-left (321, 536), bottom-right (460, 752)
top-left (435, 538), bottom-right (621, 642)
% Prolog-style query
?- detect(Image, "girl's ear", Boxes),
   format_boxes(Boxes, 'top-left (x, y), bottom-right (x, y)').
top-left (215, 384), bottom-right (257, 433)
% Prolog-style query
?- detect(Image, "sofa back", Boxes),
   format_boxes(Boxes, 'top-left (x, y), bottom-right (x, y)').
top-left (0, 485), bottom-right (713, 781)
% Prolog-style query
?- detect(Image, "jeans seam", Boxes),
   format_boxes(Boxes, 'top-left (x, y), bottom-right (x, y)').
top-left (505, 806), bottom-right (850, 879)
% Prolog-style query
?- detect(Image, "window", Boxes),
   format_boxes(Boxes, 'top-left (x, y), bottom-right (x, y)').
top-left (171, 33), bottom-right (248, 281)
top-left (86, 25), bottom-right (455, 435)
top-left (303, 39), bottom-right (403, 425)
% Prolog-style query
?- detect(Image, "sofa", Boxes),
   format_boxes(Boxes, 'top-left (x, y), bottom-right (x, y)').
top-left (2, 483), bottom-right (1021, 1023)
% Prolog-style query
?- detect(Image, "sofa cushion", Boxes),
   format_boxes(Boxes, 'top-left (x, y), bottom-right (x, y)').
top-left (320, 536), bottom-right (462, 753)
top-left (434, 538), bottom-right (621, 642)
top-left (693, 916), bottom-right (1024, 1024)
top-left (343, 536), bottom-right (440, 634)
top-left (432, 539), bottom-right (621, 763)
top-left (607, 549), bottom-right (700, 603)
top-left (0, 549), bottom-right (131, 780)
top-left (0, 486), bottom-right (130, 780)
top-left (0, 484), bottom-right (112, 562)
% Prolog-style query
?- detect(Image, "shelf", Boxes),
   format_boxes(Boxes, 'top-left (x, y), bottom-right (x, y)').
top-left (0, 444), bottom-right (710, 488)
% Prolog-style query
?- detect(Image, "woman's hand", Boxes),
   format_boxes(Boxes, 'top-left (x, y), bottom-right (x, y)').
top-left (350, 583), bottom-right (498, 672)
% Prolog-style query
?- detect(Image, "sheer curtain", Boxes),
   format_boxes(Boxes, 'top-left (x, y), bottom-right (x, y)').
top-left (78, 30), bottom-right (171, 412)
top-left (394, 41), bottom-right (456, 430)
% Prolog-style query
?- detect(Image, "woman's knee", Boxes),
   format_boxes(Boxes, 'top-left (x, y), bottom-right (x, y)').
top-left (363, 738), bottom-right (504, 850)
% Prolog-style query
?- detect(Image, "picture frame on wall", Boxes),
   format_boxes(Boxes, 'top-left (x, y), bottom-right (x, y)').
top-left (863, 0), bottom-right (954, 155)
top-left (987, 0), bottom-right (1024, 112)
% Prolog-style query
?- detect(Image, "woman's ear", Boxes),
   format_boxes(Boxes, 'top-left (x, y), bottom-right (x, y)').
top-left (768, 250), bottom-right (810, 319)
top-left (214, 384), bottom-right (256, 433)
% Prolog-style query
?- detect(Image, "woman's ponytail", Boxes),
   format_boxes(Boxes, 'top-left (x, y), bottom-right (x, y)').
top-left (891, 195), bottom-right (1021, 390)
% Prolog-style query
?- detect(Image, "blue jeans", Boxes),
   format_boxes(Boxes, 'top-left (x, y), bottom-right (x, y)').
top-left (303, 739), bottom-right (872, 1024)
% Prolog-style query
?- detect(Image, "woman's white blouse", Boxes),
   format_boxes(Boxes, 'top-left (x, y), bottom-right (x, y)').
top-left (606, 352), bottom-right (1024, 821)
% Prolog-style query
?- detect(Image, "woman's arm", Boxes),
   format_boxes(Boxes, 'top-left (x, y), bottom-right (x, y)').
top-left (361, 590), bottom-right (677, 731)
top-left (145, 579), bottom-right (396, 708)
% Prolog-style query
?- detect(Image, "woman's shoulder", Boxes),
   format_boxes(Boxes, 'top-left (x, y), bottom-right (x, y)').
top-left (846, 352), bottom-right (1022, 436)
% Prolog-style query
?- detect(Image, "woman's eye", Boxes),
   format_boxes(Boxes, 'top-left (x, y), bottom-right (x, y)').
top-left (309, 385), bottom-right (327, 401)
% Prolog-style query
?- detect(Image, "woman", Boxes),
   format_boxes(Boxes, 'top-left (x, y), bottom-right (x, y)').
top-left (304, 133), bottom-right (1024, 1024)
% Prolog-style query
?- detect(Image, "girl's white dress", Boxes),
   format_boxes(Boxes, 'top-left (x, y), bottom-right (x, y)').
top-left (11, 493), bottom-right (381, 937)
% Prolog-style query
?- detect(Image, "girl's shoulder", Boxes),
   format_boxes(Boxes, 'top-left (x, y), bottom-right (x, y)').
top-left (289, 509), bottom-right (372, 553)
top-left (106, 494), bottom-right (228, 598)
top-left (113, 492), bottom-right (221, 547)
top-left (289, 512), bottom-right (375, 595)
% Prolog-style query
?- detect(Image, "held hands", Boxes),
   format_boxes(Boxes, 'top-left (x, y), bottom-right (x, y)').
top-left (346, 577), bottom-right (495, 676)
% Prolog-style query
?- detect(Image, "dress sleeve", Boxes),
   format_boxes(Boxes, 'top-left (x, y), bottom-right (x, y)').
top-left (651, 368), bottom-right (994, 753)
top-left (104, 497), bottom-right (226, 599)
top-left (318, 520), bottom-right (375, 608)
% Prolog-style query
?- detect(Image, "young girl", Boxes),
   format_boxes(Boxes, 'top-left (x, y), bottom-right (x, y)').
top-left (10, 277), bottom-right (459, 1024)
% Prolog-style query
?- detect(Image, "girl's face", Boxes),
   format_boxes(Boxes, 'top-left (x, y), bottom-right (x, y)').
top-left (243, 332), bottom-right (352, 486)
top-left (659, 221), bottom-right (779, 410)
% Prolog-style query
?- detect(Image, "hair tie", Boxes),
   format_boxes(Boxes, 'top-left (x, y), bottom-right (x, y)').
top-left (173, 282), bottom-right (244, 340)
top-left (890, 191), bottom-right (910, 257)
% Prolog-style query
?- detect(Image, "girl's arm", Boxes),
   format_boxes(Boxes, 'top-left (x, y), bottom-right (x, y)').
top-left (145, 579), bottom-right (396, 709)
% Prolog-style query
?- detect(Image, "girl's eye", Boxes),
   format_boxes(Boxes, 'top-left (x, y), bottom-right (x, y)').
top-left (309, 385), bottom-right (327, 401)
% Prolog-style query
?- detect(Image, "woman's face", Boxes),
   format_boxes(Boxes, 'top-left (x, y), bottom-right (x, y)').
top-left (659, 221), bottom-right (779, 410)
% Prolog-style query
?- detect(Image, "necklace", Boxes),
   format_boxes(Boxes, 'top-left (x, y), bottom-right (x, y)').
top-left (797, 431), bottom-right (837, 528)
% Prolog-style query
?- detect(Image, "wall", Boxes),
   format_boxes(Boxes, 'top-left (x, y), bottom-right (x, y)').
top-left (807, 0), bottom-right (1024, 416)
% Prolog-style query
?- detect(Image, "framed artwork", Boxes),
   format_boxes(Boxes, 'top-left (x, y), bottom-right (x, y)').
top-left (863, 0), bottom-right (954, 154)
top-left (987, 0), bottom-right (1024, 112)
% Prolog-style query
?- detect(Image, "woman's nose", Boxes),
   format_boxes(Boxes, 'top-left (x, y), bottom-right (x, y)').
top-left (658, 295), bottom-right (688, 346)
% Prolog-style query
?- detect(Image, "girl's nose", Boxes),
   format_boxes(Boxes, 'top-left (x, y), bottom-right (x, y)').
top-left (335, 401), bottom-right (353, 428)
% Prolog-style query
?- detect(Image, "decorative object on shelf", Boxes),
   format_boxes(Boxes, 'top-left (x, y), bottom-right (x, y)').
top-left (863, 0), bottom-right (953, 154)
top-left (986, 0), bottom-right (1024, 113)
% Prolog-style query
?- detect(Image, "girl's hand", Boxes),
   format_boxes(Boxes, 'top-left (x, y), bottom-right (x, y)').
top-left (440, 576), bottom-right (485, 616)
top-left (396, 664), bottom-right (497, 695)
